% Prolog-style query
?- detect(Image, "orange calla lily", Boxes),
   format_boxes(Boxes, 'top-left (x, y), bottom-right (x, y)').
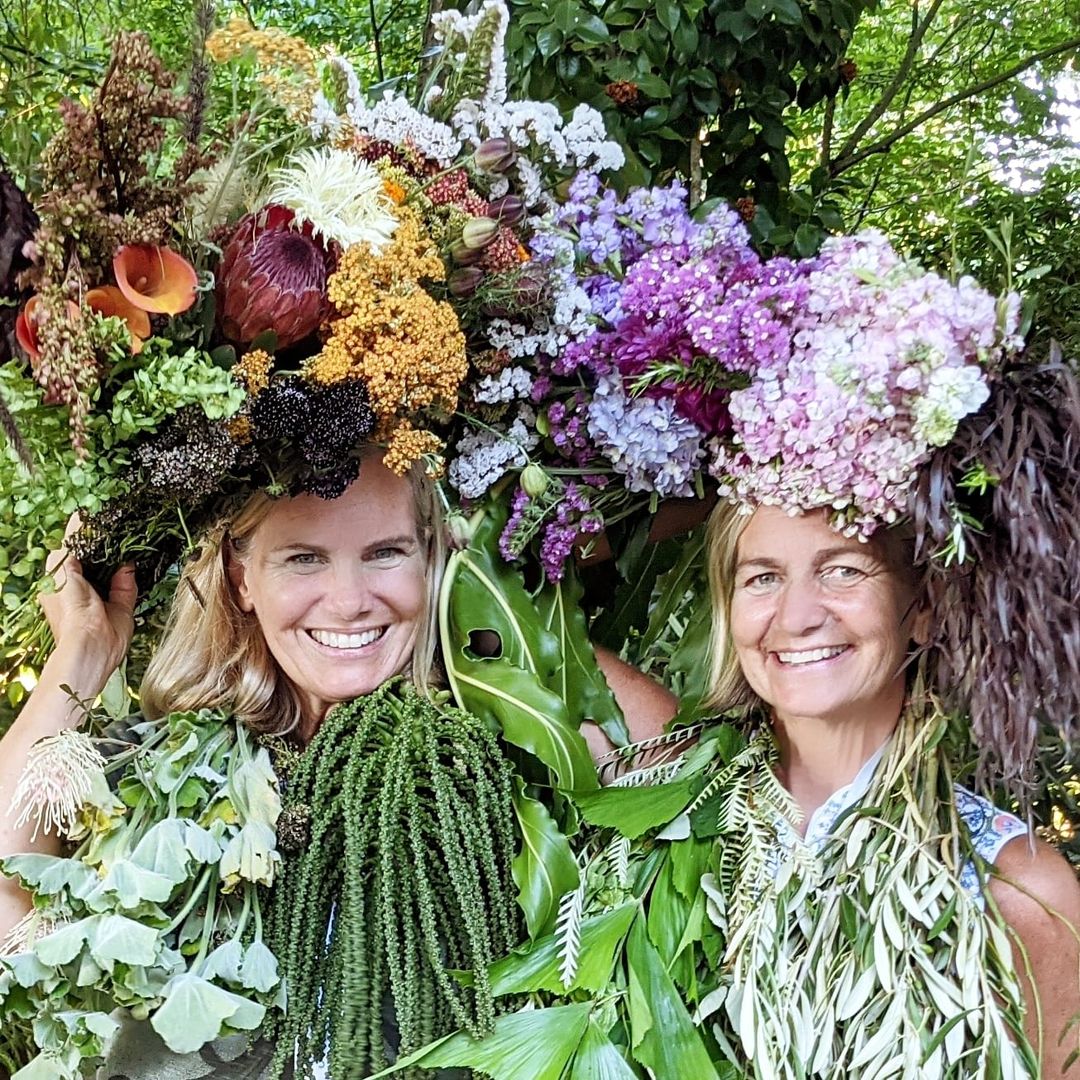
top-left (113, 244), bottom-right (198, 315)
top-left (15, 295), bottom-right (82, 362)
top-left (15, 296), bottom-right (43, 360)
top-left (86, 285), bottom-right (153, 354)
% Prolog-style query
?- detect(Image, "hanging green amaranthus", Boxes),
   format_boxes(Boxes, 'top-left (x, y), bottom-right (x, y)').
top-left (262, 679), bottom-right (521, 1079)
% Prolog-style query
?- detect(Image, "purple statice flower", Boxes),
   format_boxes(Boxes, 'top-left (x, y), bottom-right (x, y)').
top-left (539, 482), bottom-right (602, 582)
top-left (587, 373), bottom-right (704, 497)
top-left (499, 486), bottom-right (533, 561)
top-left (547, 391), bottom-right (595, 467)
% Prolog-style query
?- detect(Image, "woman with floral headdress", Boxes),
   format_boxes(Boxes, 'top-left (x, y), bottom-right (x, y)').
top-left (388, 231), bottom-right (1080, 1080)
top-left (0, 448), bottom-right (675, 1080)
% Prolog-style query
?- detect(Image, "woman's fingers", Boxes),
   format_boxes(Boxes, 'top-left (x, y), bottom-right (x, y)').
top-left (44, 513), bottom-right (84, 585)
top-left (107, 564), bottom-right (138, 618)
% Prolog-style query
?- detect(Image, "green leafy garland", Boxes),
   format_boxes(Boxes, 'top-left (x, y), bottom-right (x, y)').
top-left (696, 709), bottom-right (1035, 1078)
top-left (383, 707), bottom-right (1036, 1080)
top-left (261, 679), bottom-right (522, 1079)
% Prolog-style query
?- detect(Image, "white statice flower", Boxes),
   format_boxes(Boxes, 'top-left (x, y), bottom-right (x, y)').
top-left (473, 366), bottom-right (533, 405)
top-left (9, 729), bottom-right (107, 842)
top-left (349, 94), bottom-right (461, 166)
top-left (448, 406), bottom-right (539, 499)
top-left (563, 104), bottom-right (625, 171)
top-left (266, 148), bottom-right (399, 252)
top-left (912, 364), bottom-right (991, 447)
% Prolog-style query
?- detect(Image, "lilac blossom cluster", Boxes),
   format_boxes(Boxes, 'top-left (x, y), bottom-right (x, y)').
top-left (712, 230), bottom-right (1022, 535)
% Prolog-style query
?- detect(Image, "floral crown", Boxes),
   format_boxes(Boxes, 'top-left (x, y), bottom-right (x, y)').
top-left (444, 175), bottom-right (1079, 789)
top-left (0, 4), bottom-right (624, 667)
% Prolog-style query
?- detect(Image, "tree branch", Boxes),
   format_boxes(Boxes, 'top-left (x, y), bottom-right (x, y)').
top-left (830, 36), bottom-right (1080, 177)
top-left (831, 0), bottom-right (947, 167)
top-left (829, 0), bottom-right (950, 164)
top-left (820, 94), bottom-right (835, 170)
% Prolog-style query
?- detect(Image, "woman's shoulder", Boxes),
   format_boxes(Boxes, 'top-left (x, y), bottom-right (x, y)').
top-left (990, 834), bottom-right (1080, 933)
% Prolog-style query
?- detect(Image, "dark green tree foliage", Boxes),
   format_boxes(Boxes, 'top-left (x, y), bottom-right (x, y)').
top-left (262, 681), bottom-right (521, 1079)
top-left (504, 0), bottom-right (873, 230)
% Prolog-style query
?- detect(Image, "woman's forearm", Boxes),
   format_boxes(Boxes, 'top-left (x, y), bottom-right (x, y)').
top-left (0, 646), bottom-right (116, 938)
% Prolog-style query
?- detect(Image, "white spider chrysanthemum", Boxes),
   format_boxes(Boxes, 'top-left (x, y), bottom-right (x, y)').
top-left (265, 148), bottom-right (399, 252)
top-left (9, 728), bottom-right (106, 842)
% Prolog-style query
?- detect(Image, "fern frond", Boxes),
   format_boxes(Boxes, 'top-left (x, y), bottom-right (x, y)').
top-left (555, 875), bottom-right (586, 989)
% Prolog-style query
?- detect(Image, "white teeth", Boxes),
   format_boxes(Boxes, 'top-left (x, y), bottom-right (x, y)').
top-left (776, 646), bottom-right (847, 665)
top-left (310, 628), bottom-right (384, 650)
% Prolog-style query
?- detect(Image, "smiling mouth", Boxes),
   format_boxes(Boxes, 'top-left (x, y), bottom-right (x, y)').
top-left (774, 645), bottom-right (850, 666)
top-left (308, 627), bottom-right (387, 650)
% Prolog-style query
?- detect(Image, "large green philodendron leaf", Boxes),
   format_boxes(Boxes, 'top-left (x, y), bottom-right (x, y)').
top-left (626, 918), bottom-right (722, 1079)
top-left (534, 565), bottom-right (630, 747)
top-left (369, 1002), bottom-right (593, 1080)
top-left (511, 778), bottom-right (579, 939)
top-left (488, 900), bottom-right (638, 996)
top-left (441, 506), bottom-right (598, 792)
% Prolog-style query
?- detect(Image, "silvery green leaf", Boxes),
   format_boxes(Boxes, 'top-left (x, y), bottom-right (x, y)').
top-left (74, 951), bottom-right (105, 987)
top-left (656, 812), bottom-right (691, 841)
top-left (13, 1051), bottom-right (81, 1080)
top-left (84, 914), bottom-right (160, 968)
top-left (130, 819), bottom-right (192, 884)
top-left (152, 730), bottom-right (200, 794)
top-left (99, 858), bottom-right (177, 908)
top-left (239, 940), bottom-right (280, 993)
top-left (34, 920), bottom-right (89, 966)
top-left (1, 854), bottom-right (97, 898)
top-left (193, 762), bottom-right (227, 784)
top-left (84, 1011), bottom-right (120, 1040)
top-left (6, 949), bottom-right (57, 987)
top-left (202, 939), bottom-right (244, 985)
top-left (181, 820), bottom-right (223, 865)
top-left (149, 972), bottom-right (266, 1053)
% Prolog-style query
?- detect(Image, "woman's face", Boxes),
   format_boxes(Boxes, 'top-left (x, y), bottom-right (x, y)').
top-left (232, 459), bottom-right (427, 732)
top-left (728, 506), bottom-right (921, 730)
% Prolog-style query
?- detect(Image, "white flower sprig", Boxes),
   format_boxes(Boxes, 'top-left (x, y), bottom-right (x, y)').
top-left (8, 729), bottom-right (106, 842)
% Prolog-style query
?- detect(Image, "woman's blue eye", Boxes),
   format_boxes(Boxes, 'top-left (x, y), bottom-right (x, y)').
top-left (288, 552), bottom-right (320, 565)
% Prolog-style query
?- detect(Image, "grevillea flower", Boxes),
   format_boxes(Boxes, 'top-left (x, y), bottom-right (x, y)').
top-left (216, 206), bottom-right (335, 348)
top-left (86, 285), bottom-right (152, 354)
top-left (113, 244), bottom-right (198, 315)
top-left (9, 729), bottom-right (107, 842)
top-left (265, 147), bottom-right (399, 252)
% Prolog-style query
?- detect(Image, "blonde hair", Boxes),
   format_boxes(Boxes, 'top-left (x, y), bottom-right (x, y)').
top-left (140, 452), bottom-right (446, 735)
top-left (704, 499), bottom-right (757, 713)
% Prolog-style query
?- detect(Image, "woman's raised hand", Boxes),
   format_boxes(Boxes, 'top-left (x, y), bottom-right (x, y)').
top-left (39, 515), bottom-right (137, 695)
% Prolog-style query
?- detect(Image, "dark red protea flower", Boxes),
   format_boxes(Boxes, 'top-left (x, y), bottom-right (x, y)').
top-left (216, 206), bottom-right (334, 349)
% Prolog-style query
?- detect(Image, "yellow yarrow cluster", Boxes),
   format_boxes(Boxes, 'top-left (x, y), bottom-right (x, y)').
top-left (232, 349), bottom-right (274, 394)
top-left (327, 206), bottom-right (444, 309)
top-left (306, 209), bottom-right (466, 473)
top-left (382, 421), bottom-right (446, 477)
top-left (207, 19), bottom-right (320, 120)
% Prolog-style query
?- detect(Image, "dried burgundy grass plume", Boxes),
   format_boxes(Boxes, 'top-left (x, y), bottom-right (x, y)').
top-left (912, 346), bottom-right (1080, 798)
